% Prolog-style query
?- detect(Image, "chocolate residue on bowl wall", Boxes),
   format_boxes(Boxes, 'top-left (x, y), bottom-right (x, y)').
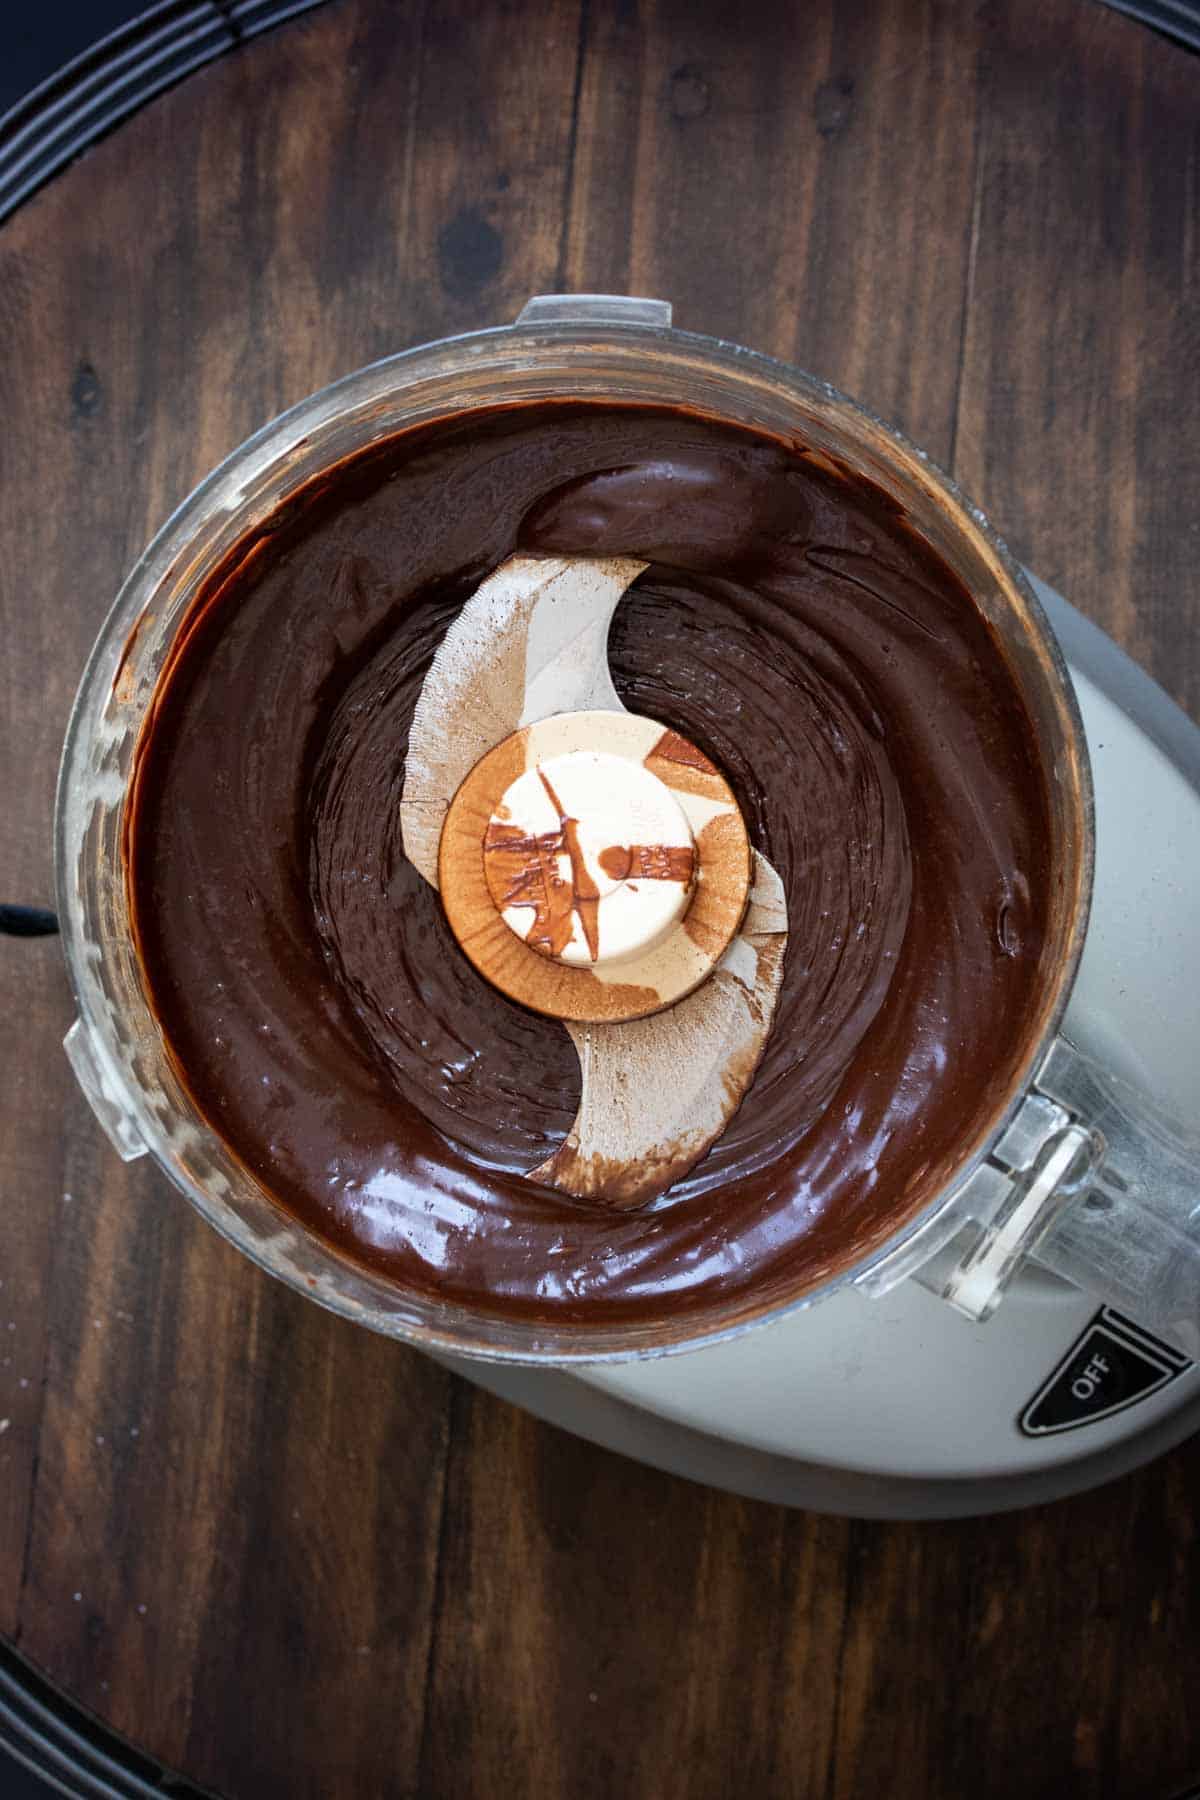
top-left (126, 402), bottom-right (1052, 1328)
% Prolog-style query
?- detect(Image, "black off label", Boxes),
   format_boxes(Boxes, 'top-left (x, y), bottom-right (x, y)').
top-left (1019, 1308), bottom-right (1191, 1437)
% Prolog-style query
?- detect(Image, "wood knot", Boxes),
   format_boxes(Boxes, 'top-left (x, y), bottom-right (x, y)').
top-left (669, 64), bottom-right (711, 121)
top-left (71, 361), bottom-right (103, 419)
top-left (437, 205), bottom-right (504, 299)
top-left (813, 73), bottom-right (855, 139)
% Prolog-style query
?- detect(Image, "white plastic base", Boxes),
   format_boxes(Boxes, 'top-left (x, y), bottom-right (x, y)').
top-left (445, 576), bottom-right (1200, 1516)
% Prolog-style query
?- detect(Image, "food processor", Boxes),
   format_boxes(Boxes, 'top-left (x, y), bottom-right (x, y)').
top-left (461, 561), bottom-right (1200, 1516)
top-left (56, 296), bottom-right (1200, 1517)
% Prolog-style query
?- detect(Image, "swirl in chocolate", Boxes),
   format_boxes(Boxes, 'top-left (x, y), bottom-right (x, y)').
top-left (127, 403), bottom-right (1052, 1328)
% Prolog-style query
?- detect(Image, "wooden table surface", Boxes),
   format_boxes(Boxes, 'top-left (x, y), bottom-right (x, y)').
top-left (2, 1), bottom-right (1198, 1795)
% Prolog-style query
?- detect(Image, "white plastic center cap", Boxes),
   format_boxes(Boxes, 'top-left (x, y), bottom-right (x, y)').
top-left (483, 749), bottom-right (696, 967)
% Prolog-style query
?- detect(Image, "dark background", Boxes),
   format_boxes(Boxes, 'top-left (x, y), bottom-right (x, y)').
top-left (6, 13), bottom-right (245, 1795)
top-left (1, 1), bottom-right (1199, 1797)
top-left (1, 0), bottom-right (142, 115)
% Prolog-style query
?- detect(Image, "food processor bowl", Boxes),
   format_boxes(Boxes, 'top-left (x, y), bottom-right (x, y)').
top-left (55, 296), bottom-right (1113, 1363)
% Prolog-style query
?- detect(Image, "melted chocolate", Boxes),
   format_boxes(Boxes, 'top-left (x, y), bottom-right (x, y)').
top-left (126, 402), bottom-right (1053, 1327)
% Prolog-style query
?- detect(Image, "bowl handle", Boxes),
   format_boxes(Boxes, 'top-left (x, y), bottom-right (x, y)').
top-left (860, 1037), bottom-right (1200, 1360)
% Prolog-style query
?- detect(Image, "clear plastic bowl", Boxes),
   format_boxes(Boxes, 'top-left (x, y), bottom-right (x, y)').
top-left (55, 296), bottom-right (1094, 1364)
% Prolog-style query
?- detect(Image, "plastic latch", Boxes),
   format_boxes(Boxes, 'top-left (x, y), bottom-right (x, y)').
top-left (515, 294), bottom-right (673, 329)
top-left (940, 1122), bottom-right (1101, 1322)
top-left (63, 1019), bottom-right (148, 1162)
top-left (857, 1085), bottom-right (1103, 1313)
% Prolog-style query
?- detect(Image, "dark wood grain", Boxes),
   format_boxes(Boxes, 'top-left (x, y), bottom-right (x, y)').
top-left (955, 0), bottom-right (1200, 718)
top-left (566, 0), bottom-right (984, 456)
top-left (1, 0), bottom-right (1198, 1796)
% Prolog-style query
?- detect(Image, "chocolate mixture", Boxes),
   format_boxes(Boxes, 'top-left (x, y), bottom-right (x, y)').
top-left (127, 402), bottom-right (1053, 1327)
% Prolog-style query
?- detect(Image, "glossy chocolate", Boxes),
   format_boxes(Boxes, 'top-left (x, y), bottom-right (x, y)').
top-left (127, 402), bottom-right (1053, 1327)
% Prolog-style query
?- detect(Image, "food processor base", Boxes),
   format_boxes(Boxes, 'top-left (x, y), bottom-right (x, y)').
top-left (443, 574), bottom-right (1200, 1518)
